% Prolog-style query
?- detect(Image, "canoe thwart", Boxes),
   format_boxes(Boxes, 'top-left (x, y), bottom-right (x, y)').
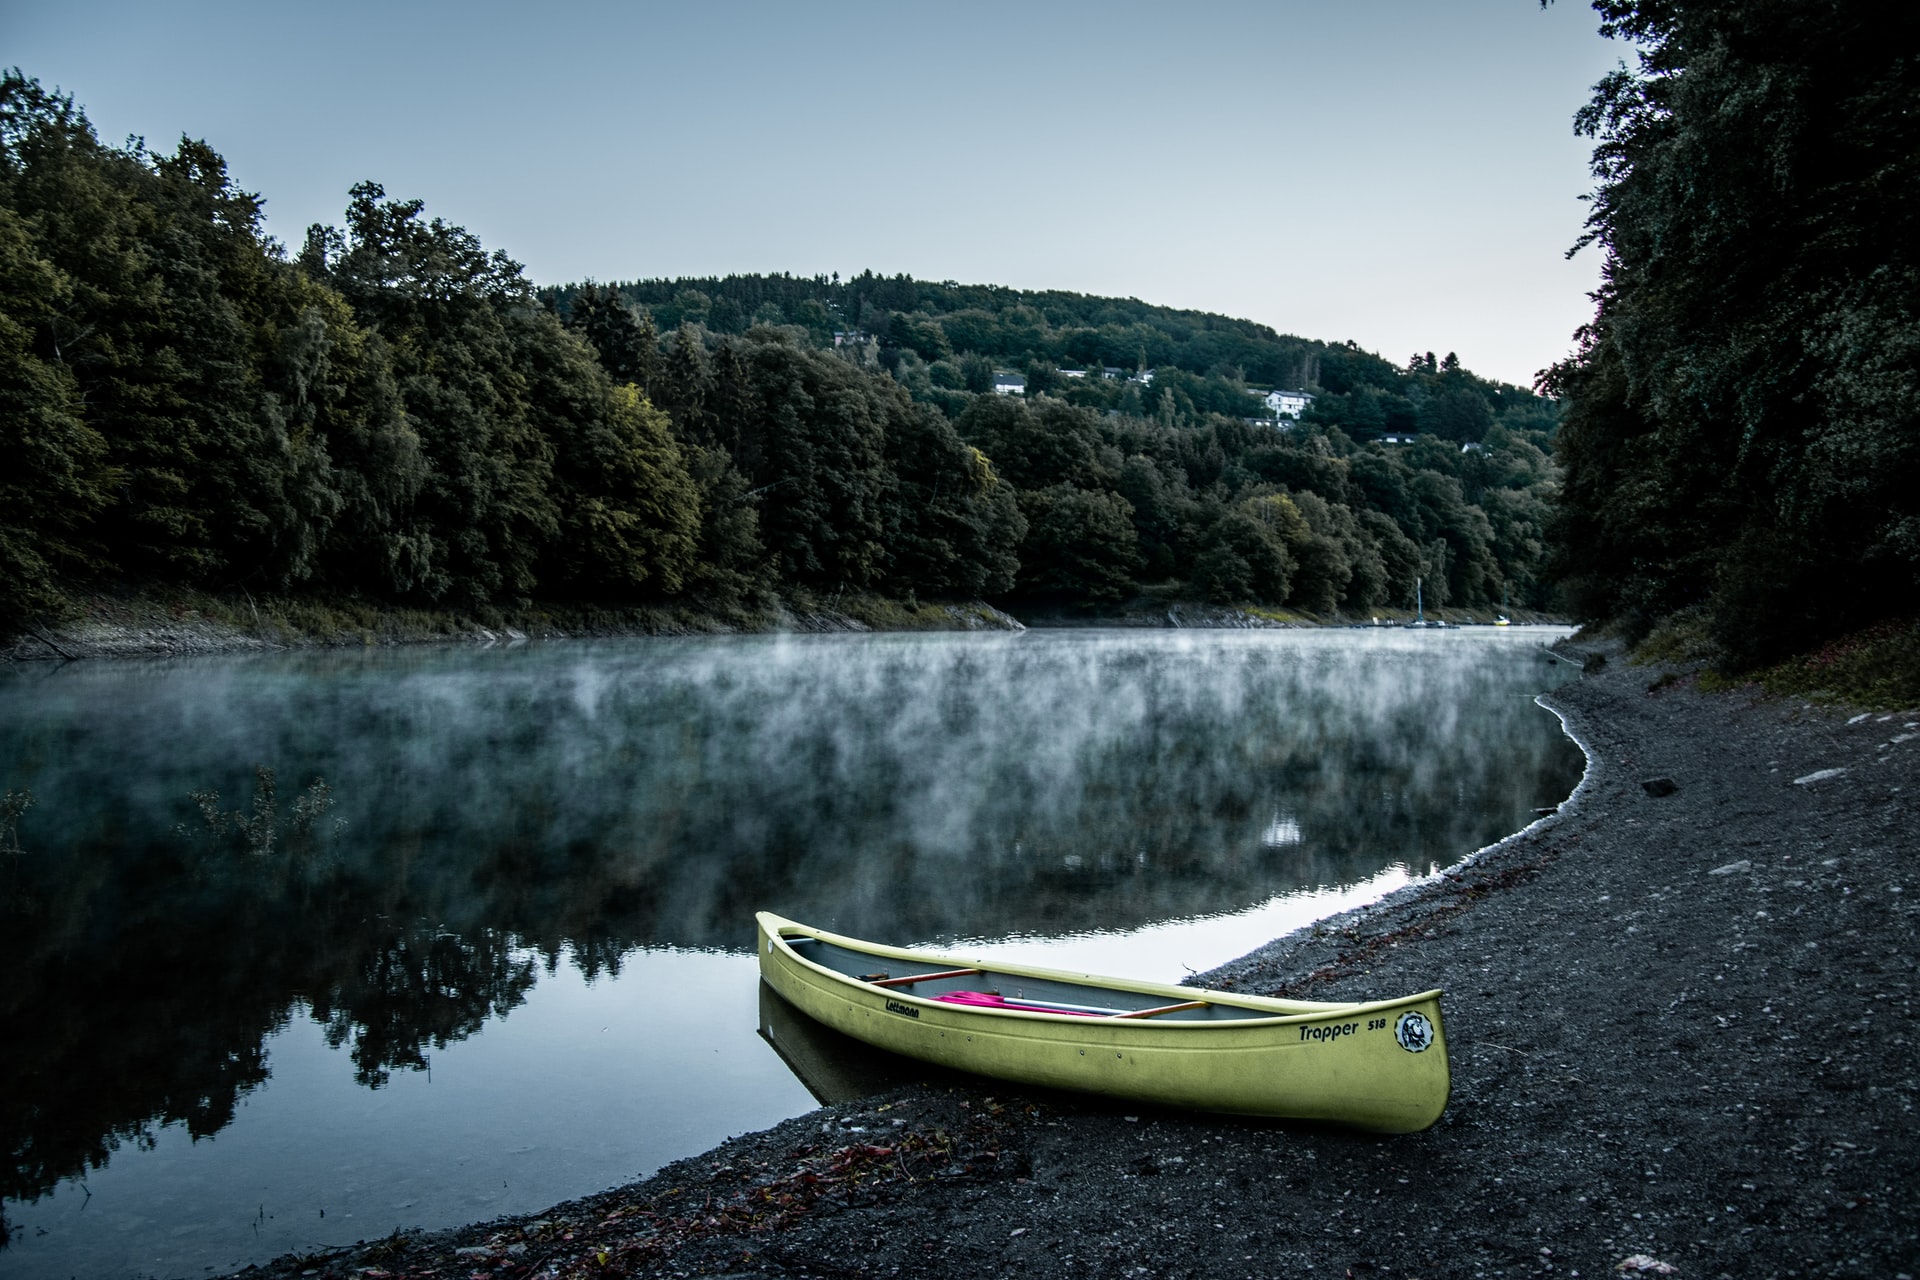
top-left (1110, 999), bottom-right (1210, 1020)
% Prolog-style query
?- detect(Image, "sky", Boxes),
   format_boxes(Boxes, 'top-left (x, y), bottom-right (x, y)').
top-left (6, 1), bottom-right (1628, 386)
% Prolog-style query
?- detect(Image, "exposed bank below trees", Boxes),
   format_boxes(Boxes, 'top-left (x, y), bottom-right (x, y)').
top-left (1, 584), bottom-right (1574, 665)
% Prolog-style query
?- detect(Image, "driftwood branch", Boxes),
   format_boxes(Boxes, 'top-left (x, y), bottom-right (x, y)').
top-left (28, 625), bottom-right (79, 661)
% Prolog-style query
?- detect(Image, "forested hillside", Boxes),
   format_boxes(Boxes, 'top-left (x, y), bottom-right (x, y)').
top-left (552, 273), bottom-right (1560, 444)
top-left (1545, 1), bottom-right (1919, 667)
top-left (2, 71), bottom-right (1563, 631)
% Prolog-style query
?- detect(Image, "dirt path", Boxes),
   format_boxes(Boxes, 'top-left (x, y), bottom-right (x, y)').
top-left (228, 639), bottom-right (1920, 1280)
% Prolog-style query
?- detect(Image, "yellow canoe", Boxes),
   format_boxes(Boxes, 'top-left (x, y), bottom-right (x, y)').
top-left (757, 912), bottom-right (1450, 1133)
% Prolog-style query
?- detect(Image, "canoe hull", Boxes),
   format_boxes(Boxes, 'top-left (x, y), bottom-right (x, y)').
top-left (757, 912), bottom-right (1449, 1133)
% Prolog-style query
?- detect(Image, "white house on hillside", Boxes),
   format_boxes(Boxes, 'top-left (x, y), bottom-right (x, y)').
top-left (992, 372), bottom-right (1027, 396)
top-left (1262, 389), bottom-right (1315, 419)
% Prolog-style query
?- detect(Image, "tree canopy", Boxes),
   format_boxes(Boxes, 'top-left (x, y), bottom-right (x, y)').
top-left (1543, 1), bottom-right (1920, 665)
top-left (548, 272), bottom-right (1557, 452)
top-left (3, 70), bottom-right (1564, 628)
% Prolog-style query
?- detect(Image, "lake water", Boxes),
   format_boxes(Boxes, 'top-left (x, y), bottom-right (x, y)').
top-left (0, 627), bottom-right (1579, 1278)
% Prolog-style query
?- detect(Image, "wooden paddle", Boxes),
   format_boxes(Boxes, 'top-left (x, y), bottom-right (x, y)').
top-left (867, 967), bottom-right (980, 988)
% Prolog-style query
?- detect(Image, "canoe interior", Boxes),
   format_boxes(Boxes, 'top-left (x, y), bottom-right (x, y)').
top-left (787, 935), bottom-right (1276, 1023)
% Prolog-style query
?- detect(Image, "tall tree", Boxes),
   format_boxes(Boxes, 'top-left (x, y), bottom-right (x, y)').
top-left (1545, 1), bottom-right (1920, 662)
top-left (1016, 485), bottom-right (1141, 602)
top-left (311, 182), bottom-right (559, 602)
top-left (0, 200), bottom-right (109, 620)
top-left (0, 73), bottom-right (371, 593)
top-left (739, 336), bottom-right (892, 589)
top-left (880, 403), bottom-right (1025, 599)
top-left (564, 282), bottom-right (657, 390)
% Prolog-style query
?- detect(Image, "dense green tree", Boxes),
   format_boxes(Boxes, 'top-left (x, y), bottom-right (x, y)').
top-left (1115, 453), bottom-right (1200, 583)
top-left (739, 337), bottom-right (892, 588)
top-left (1023, 361), bottom-right (1061, 398)
top-left (564, 282), bottom-right (657, 391)
top-left (680, 444), bottom-right (771, 605)
top-left (311, 182), bottom-right (560, 603)
top-left (0, 78), bottom-right (211, 580)
top-left (1, 74), bottom-right (382, 593)
top-left (657, 324), bottom-right (713, 447)
top-left (0, 201), bottom-right (108, 620)
top-left (1408, 471), bottom-right (1499, 606)
top-left (880, 406), bottom-right (1025, 599)
top-left (1193, 497), bottom-right (1294, 605)
top-left (888, 312), bottom-right (950, 362)
top-left (267, 277), bottom-right (424, 596)
top-left (955, 394), bottom-right (1106, 491)
top-left (1288, 490), bottom-right (1360, 614)
top-left (1419, 388), bottom-right (1494, 443)
top-left (1015, 485), bottom-right (1140, 602)
top-left (704, 340), bottom-right (757, 469)
top-left (563, 320), bottom-right (1028, 607)
top-left (1243, 435), bottom-right (1356, 506)
top-left (1332, 505), bottom-right (1393, 610)
top-left (526, 303), bottom-right (703, 598)
top-left (1357, 509), bottom-right (1422, 609)
top-left (1545, 0), bottom-right (1920, 662)
top-left (957, 352), bottom-right (995, 395)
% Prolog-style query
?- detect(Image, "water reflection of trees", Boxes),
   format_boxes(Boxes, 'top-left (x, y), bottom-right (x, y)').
top-left (314, 928), bottom-right (537, 1087)
top-left (0, 633), bottom-right (1581, 1230)
top-left (0, 845), bottom-right (279, 1243)
top-left (0, 835), bottom-right (543, 1229)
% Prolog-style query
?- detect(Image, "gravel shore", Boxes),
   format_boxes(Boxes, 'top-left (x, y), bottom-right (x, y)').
top-left (229, 638), bottom-right (1920, 1280)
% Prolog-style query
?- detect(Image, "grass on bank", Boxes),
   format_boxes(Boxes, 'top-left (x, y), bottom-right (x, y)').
top-left (1732, 618), bottom-right (1920, 710)
top-left (1634, 610), bottom-right (1920, 711)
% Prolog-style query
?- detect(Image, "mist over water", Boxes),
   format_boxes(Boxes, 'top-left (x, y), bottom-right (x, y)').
top-left (0, 628), bottom-right (1578, 1278)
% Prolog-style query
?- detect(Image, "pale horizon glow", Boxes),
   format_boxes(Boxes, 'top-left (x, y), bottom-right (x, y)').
top-left (7, 1), bottom-right (1626, 386)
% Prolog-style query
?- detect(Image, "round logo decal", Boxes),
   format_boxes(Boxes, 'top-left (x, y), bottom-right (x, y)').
top-left (1394, 1011), bottom-right (1435, 1053)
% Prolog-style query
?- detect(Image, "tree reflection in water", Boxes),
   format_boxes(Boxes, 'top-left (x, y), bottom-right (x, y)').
top-left (0, 629), bottom-right (1580, 1245)
top-left (0, 834), bottom-right (544, 1236)
top-left (314, 927), bottom-right (537, 1088)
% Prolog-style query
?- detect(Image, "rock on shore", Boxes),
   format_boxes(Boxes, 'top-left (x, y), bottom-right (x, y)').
top-left (229, 638), bottom-right (1919, 1280)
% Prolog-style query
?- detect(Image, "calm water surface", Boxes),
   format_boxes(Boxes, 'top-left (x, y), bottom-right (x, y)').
top-left (0, 627), bottom-right (1579, 1277)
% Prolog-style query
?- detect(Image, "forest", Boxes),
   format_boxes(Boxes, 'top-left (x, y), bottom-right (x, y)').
top-left (1544, 1), bottom-right (1919, 668)
top-left (7, 0), bottom-right (1915, 664)
top-left (551, 273), bottom-right (1559, 445)
top-left (1, 69), bottom-right (1561, 633)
